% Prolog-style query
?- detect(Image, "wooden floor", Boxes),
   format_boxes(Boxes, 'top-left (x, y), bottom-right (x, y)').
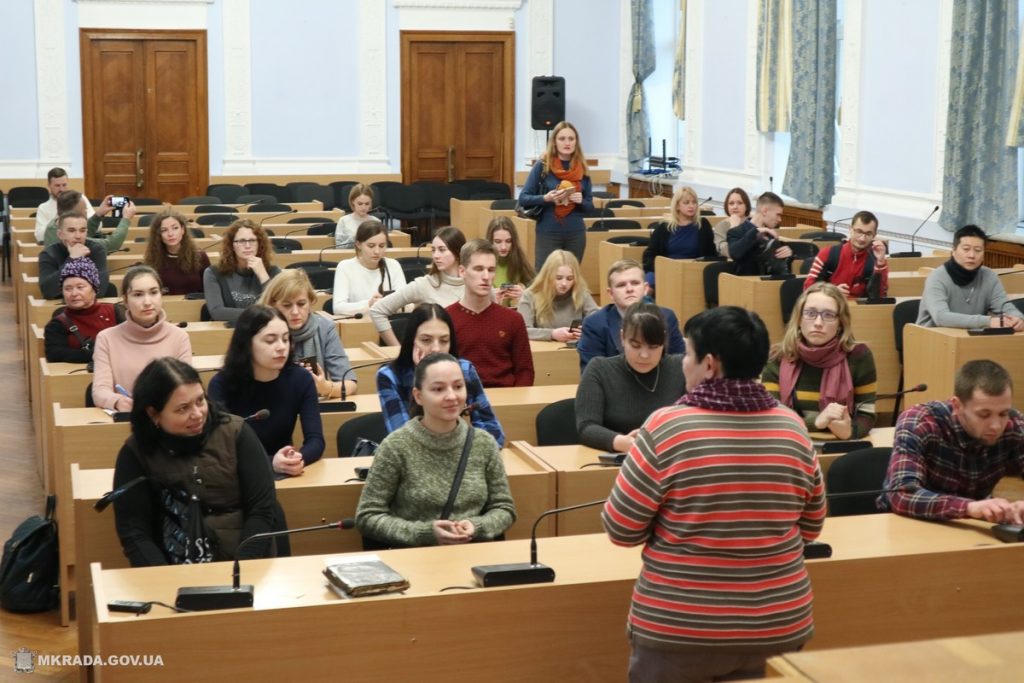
top-left (0, 280), bottom-right (77, 680)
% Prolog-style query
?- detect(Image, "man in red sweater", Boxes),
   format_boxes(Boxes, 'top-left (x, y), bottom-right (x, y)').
top-left (803, 210), bottom-right (888, 298)
top-left (446, 240), bottom-right (534, 388)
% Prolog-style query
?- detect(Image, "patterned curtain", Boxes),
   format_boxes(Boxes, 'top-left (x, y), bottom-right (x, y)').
top-left (672, 0), bottom-right (687, 120)
top-left (627, 0), bottom-right (656, 168)
top-left (942, 0), bottom-right (1018, 234)
top-left (756, 0), bottom-right (792, 133)
top-left (782, 0), bottom-right (837, 206)
top-left (1006, 14), bottom-right (1024, 146)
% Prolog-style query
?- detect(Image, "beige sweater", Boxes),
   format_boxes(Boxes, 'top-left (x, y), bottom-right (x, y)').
top-left (91, 311), bottom-right (193, 410)
top-left (369, 272), bottom-right (464, 332)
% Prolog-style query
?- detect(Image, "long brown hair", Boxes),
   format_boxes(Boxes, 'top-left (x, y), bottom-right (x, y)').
top-left (426, 226), bottom-right (466, 284)
top-left (144, 210), bottom-right (202, 273)
top-left (486, 216), bottom-right (535, 284)
top-left (216, 219), bottom-right (274, 274)
top-left (542, 121), bottom-right (588, 175)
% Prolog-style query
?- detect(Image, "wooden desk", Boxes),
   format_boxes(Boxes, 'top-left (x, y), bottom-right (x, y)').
top-left (768, 629), bottom-right (1024, 682)
top-left (69, 449), bottom-right (556, 630)
top-left (848, 300), bottom-right (903, 420)
top-left (597, 241), bottom-right (645, 305)
top-left (903, 326), bottom-right (1024, 411)
top-left (718, 274), bottom-right (788, 341)
top-left (654, 257), bottom-right (715, 325)
top-left (513, 442), bottom-right (614, 535)
top-left (87, 515), bottom-right (1024, 681)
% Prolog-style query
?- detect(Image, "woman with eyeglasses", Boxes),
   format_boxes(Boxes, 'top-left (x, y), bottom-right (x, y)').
top-left (203, 219), bottom-right (282, 322)
top-left (762, 282), bottom-right (878, 439)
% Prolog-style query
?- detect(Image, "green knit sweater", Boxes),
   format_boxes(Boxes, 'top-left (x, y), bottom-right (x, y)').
top-left (354, 418), bottom-right (516, 547)
top-left (762, 343), bottom-right (878, 438)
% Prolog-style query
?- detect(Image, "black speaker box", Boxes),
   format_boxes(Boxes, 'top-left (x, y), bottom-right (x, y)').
top-left (531, 76), bottom-right (565, 131)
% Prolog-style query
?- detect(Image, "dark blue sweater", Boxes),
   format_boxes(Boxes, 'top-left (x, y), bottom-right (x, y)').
top-left (208, 364), bottom-right (325, 464)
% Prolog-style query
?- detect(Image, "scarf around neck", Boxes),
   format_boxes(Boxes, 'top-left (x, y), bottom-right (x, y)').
top-left (944, 258), bottom-right (981, 287)
top-left (679, 377), bottom-right (778, 412)
top-left (778, 337), bottom-right (854, 412)
top-left (289, 314), bottom-right (322, 367)
top-left (550, 158), bottom-right (584, 222)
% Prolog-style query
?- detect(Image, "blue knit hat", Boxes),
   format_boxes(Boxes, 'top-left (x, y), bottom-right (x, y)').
top-left (59, 257), bottom-right (101, 292)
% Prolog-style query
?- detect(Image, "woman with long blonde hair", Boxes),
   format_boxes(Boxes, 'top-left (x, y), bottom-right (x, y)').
top-left (641, 185), bottom-right (716, 295)
top-left (517, 249), bottom-right (598, 342)
top-left (762, 282), bottom-right (878, 439)
top-left (516, 121), bottom-right (594, 270)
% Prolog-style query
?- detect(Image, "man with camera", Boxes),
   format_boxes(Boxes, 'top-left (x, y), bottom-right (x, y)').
top-left (725, 191), bottom-right (793, 276)
top-left (41, 191), bottom-right (135, 253)
top-left (33, 167), bottom-right (96, 243)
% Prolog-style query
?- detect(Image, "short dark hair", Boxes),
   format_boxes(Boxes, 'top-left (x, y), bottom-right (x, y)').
top-left (953, 224), bottom-right (987, 247)
top-left (851, 210), bottom-right (878, 230)
top-left (757, 191), bottom-right (784, 208)
top-left (393, 303), bottom-right (459, 373)
top-left (56, 190), bottom-right (84, 213)
top-left (409, 352), bottom-right (462, 418)
top-left (57, 211), bottom-right (86, 231)
top-left (683, 306), bottom-right (769, 380)
top-left (724, 187), bottom-right (752, 217)
top-left (47, 167), bottom-right (68, 182)
top-left (621, 302), bottom-right (666, 347)
top-left (129, 357), bottom-right (225, 452)
top-left (218, 305), bottom-right (288, 395)
top-left (954, 360), bottom-right (1012, 403)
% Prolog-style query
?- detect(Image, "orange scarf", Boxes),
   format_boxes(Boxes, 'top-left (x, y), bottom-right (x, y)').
top-left (550, 158), bottom-right (584, 222)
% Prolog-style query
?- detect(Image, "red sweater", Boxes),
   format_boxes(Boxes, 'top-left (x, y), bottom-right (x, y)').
top-left (803, 241), bottom-right (888, 298)
top-left (446, 302), bottom-right (534, 387)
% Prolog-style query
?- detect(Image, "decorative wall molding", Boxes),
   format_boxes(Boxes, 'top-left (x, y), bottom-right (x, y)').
top-left (359, 0), bottom-right (388, 161)
top-left (76, 0), bottom-right (209, 27)
top-left (220, 157), bottom-right (398, 176)
top-left (932, 0), bottom-right (953, 197)
top-left (683, 0), bottom-right (703, 171)
top-left (615, 0), bottom-right (632, 177)
top-left (679, 163), bottom-right (765, 191)
top-left (394, 0), bottom-right (522, 30)
top-left (525, 0), bottom-right (553, 161)
top-left (831, 184), bottom-right (942, 219)
top-left (837, 0), bottom-right (862, 188)
top-left (33, 0), bottom-right (71, 172)
top-left (0, 160), bottom-right (75, 178)
top-left (75, 0), bottom-right (213, 4)
top-left (222, 0), bottom-right (252, 161)
top-left (743, 0), bottom-right (766, 184)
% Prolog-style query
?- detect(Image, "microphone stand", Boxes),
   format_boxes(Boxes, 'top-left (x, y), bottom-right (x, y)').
top-left (889, 205), bottom-right (939, 258)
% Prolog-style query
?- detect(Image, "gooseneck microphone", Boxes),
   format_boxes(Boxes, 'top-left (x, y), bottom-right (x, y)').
top-left (175, 519), bottom-right (356, 611)
top-left (331, 312), bottom-right (364, 321)
top-left (323, 358), bottom-right (395, 411)
top-left (967, 300), bottom-right (1017, 336)
top-left (243, 409), bottom-right (271, 422)
top-left (829, 215), bottom-right (857, 233)
top-left (472, 499), bottom-right (607, 587)
top-left (889, 205), bottom-right (939, 258)
top-left (93, 475), bottom-right (149, 512)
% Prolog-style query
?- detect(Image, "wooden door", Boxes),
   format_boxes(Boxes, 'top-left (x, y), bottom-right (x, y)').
top-left (401, 32), bottom-right (514, 188)
top-left (81, 30), bottom-right (208, 204)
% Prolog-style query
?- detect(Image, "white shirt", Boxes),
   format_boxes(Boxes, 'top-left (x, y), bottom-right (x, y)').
top-left (332, 257), bottom-right (407, 316)
top-left (35, 195), bottom-right (96, 243)
top-left (335, 214), bottom-right (365, 248)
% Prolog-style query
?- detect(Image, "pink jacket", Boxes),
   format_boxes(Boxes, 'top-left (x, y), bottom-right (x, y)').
top-left (91, 311), bottom-right (192, 410)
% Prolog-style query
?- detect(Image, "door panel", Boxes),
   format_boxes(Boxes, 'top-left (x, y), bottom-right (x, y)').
top-left (82, 30), bottom-right (208, 204)
top-left (401, 32), bottom-right (514, 188)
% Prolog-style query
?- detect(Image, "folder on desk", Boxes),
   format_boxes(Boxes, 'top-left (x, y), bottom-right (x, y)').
top-left (323, 559), bottom-right (409, 597)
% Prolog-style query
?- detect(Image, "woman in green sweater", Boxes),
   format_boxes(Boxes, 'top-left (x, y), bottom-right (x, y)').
top-left (355, 352), bottom-right (516, 547)
top-left (487, 216), bottom-right (534, 307)
top-left (762, 282), bottom-right (878, 439)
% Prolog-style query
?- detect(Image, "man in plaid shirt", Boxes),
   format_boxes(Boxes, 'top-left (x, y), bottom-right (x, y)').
top-left (879, 360), bottom-right (1024, 523)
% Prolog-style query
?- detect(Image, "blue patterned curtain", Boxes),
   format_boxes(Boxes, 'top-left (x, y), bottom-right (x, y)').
top-left (672, 0), bottom-right (687, 120)
top-left (1007, 27), bottom-right (1024, 146)
top-left (781, 0), bottom-right (836, 206)
top-left (627, 0), bottom-right (656, 168)
top-left (756, 0), bottom-right (792, 133)
top-left (942, 0), bottom-right (1018, 234)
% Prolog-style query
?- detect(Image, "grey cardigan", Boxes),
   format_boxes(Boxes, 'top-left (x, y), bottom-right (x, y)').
top-left (917, 265), bottom-right (1022, 328)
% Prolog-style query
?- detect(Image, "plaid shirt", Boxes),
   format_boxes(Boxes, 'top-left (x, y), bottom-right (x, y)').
top-left (375, 359), bottom-right (506, 446)
top-left (879, 401), bottom-right (1024, 519)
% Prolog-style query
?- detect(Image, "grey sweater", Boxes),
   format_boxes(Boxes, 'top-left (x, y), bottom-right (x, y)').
top-left (575, 354), bottom-right (686, 452)
top-left (517, 288), bottom-right (600, 340)
top-left (202, 266), bottom-right (282, 322)
top-left (917, 265), bottom-right (1022, 328)
top-left (355, 418), bottom-right (516, 547)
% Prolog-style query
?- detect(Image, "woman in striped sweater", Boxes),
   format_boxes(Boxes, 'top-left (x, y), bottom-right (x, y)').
top-left (603, 306), bottom-right (826, 681)
top-left (762, 282), bottom-right (878, 439)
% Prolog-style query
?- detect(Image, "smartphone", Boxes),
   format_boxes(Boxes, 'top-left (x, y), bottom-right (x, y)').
top-left (500, 283), bottom-right (515, 290)
top-left (569, 318), bottom-right (582, 332)
top-left (299, 356), bottom-right (319, 375)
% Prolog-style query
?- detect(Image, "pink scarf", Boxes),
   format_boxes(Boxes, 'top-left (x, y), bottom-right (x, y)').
top-left (778, 337), bottom-right (853, 412)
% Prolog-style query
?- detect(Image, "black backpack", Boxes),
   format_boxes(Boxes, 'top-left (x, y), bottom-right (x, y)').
top-left (817, 241), bottom-right (874, 284)
top-left (0, 496), bottom-right (59, 613)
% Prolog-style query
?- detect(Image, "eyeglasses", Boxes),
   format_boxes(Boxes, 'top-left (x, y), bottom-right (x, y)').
top-left (233, 239), bottom-right (258, 246)
top-left (802, 308), bottom-right (839, 323)
top-left (851, 228), bottom-right (876, 238)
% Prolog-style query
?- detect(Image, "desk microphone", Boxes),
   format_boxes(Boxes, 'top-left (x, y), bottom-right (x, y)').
top-left (855, 270), bottom-right (895, 305)
top-left (967, 301), bottom-right (1016, 336)
top-left (472, 499), bottom-right (606, 587)
top-left (331, 312), bottom-right (364, 320)
top-left (93, 475), bottom-right (149, 512)
top-left (829, 215), bottom-right (857, 233)
top-left (850, 384), bottom-right (927, 425)
top-left (889, 205), bottom-right (939, 258)
top-left (460, 402), bottom-right (478, 417)
top-left (256, 210), bottom-right (297, 228)
top-left (243, 409), bottom-right (271, 422)
top-left (326, 358), bottom-right (394, 411)
top-left (993, 524), bottom-right (1024, 542)
top-left (106, 260), bottom-right (144, 275)
top-left (175, 519), bottom-right (356, 611)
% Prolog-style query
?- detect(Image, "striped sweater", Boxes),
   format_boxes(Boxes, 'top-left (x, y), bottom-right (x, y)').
top-left (761, 343), bottom-right (878, 438)
top-left (602, 401), bottom-right (826, 654)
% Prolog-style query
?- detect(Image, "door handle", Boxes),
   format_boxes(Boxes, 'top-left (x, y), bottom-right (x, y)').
top-left (135, 148), bottom-right (144, 188)
top-left (447, 146), bottom-right (455, 183)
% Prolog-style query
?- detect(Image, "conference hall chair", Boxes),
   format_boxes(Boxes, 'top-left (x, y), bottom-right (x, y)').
top-left (605, 199), bottom-right (645, 209)
top-left (247, 203), bottom-right (294, 214)
top-left (490, 199), bottom-right (518, 210)
top-left (606, 235), bottom-right (649, 247)
top-left (195, 214), bottom-right (236, 227)
top-left (825, 447), bottom-right (892, 516)
top-left (702, 260), bottom-right (735, 308)
top-left (800, 230), bottom-right (844, 241)
top-left (244, 183), bottom-right (290, 203)
top-left (6, 186), bottom-right (49, 208)
top-left (193, 205), bottom-right (238, 214)
top-left (535, 398), bottom-right (579, 446)
top-left (780, 276), bottom-right (808, 325)
top-left (336, 413), bottom-right (388, 457)
top-left (329, 181), bottom-right (358, 212)
top-left (587, 219), bottom-right (643, 231)
top-left (891, 299), bottom-right (922, 424)
top-left (179, 195), bottom-right (220, 205)
top-left (206, 184), bottom-right (247, 204)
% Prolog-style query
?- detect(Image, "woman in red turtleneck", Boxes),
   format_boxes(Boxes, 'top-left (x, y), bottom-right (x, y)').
top-left (43, 257), bottom-right (124, 363)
